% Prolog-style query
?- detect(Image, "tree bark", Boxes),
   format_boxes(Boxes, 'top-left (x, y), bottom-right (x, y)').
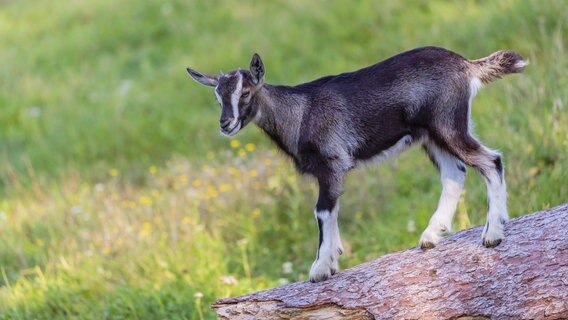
top-left (212, 203), bottom-right (568, 319)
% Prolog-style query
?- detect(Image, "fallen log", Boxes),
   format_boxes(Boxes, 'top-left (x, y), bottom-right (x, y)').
top-left (213, 203), bottom-right (568, 319)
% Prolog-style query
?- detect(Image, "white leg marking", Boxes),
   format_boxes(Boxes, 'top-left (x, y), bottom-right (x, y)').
top-left (481, 149), bottom-right (508, 247)
top-left (309, 205), bottom-right (343, 282)
top-left (420, 143), bottom-right (466, 248)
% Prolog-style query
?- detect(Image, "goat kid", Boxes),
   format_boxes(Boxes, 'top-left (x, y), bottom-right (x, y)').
top-left (186, 47), bottom-right (527, 283)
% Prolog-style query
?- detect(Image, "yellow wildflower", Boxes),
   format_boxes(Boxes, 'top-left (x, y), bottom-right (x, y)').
top-left (182, 216), bottom-right (191, 225)
top-left (206, 185), bottom-right (219, 199)
top-left (228, 167), bottom-right (241, 177)
top-left (109, 168), bottom-right (119, 177)
top-left (249, 170), bottom-right (258, 177)
top-left (230, 139), bottom-right (240, 149)
top-left (139, 222), bottom-right (152, 237)
top-left (206, 151), bottom-right (215, 159)
top-left (245, 143), bottom-right (256, 152)
top-left (192, 179), bottom-right (202, 187)
top-left (219, 183), bottom-right (232, 192)
top-left (238, 149), bottom-right (246, 157)
top-left (252, 208), bottom-right (261, 218)
top-left (139, 196), bottom-right (153, 206)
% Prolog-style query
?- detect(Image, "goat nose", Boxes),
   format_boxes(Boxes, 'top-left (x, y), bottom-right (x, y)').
top-left (220, 118), bottom-right (233, 130)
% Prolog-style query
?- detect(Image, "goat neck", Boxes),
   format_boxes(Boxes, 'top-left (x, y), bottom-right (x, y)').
top-left (253, 84), bottom-right (306, 159)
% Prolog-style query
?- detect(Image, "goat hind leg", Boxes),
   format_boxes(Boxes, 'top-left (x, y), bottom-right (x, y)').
top-left (478, 147), bottom-right (508, 247)
top-left (445, 134), bottom-right (508, 247)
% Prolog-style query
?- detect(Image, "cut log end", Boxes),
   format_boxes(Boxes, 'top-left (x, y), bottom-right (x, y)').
top-left (213, 204), bottom-right (568, 319)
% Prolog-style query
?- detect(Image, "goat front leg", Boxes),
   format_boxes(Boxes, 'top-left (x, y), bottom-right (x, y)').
top-left (309, 174), bottom-right (344, 283)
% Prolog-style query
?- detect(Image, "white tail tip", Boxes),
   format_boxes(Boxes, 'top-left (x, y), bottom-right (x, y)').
top-left (514, 59), bottom-right (529, 69)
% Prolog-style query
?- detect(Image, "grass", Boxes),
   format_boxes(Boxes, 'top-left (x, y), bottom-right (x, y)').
top-left (0, 0), bottom-right (567, 319)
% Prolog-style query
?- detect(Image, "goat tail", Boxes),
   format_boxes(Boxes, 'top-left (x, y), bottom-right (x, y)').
top-left (470, 50), bottom-right (528, 84)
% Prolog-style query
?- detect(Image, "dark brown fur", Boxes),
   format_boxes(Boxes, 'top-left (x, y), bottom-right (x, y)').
top-left (187, 46), bottom-right (527, 282)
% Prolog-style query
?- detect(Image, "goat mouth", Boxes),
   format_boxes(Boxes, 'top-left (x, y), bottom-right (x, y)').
top-left (221, 121), bottom-right (241, 137)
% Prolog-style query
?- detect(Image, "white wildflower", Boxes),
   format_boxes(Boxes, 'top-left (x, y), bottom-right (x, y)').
top-left (282, 261), bottom-right (293, 274)
top-left (407, 219), bottom-right (416, 233)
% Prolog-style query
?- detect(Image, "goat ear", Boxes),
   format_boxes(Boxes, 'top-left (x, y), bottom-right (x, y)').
top-left (186, 68), bottom-right (218, 87)
top-left (249, 53), bottom-right (265, 85)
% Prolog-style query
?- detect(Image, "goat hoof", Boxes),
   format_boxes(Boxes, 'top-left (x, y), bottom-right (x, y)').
top-left (420, 241), bottom-right (436, 250)
top-left (483, 238), bottom-right (502, 248)
top-left (419, 227), bottom-right (442, 249)
top-left (309, 261), bottom-right (332, 282)
top-left (309, 270), bottom-right (330, 283)
top-left (481, 220), bottom-right (504, 248)
top-left (309, 254), bottom-right (339, 283)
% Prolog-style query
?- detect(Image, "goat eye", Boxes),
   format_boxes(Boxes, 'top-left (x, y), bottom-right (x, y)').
top-left (241, 91), bottom-right (250, 99)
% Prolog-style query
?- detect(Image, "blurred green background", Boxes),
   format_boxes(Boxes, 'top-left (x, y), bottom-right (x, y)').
top-left (0, 0), bottom-right (566, 319)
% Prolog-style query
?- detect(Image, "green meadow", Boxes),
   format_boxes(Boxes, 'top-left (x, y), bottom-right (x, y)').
top-left (1, 0), bottom-right (566, 319)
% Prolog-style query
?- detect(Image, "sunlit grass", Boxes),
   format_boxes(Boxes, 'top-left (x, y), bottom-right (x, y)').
top-left (0, 0), bottom-right (567, 319)
top-left (1, 146), bottom-right (296, 319)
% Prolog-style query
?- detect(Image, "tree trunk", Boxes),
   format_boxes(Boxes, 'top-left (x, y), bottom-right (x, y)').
top-left (212, 203), bottom-right (568, 319)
